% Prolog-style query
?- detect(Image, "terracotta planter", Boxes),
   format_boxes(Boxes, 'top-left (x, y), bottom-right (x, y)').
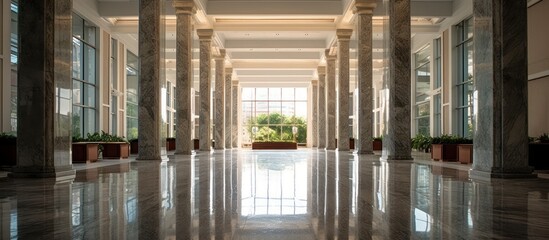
top-left (458, 144), bottom-right (473, 164)
top-left (431, 144), bottom-right (459, 161)
top-left (102, 142), bottom-right (130, 159)
top-left (166, 138), bottom-right (176, 151)
top-left (130, 141), bottom-right (138, 154)
top-left (252, 142), bottom-right (297, 150)
top-left (0, 142), bottom-right (17, 166)
top-left (529, 143), bottom-right (549, 169)
top-left (72, 143), bottom-right (99, 163)
top-left (372, 140), bottom-right (382, 151)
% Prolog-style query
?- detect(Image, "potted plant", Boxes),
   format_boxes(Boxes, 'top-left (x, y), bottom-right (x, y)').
top-left (166, 137), bottom-right (176, 151)
top-left (372, 136), bottom-right (382, 151)
top-left (412, 134), bottom-right (432, 153)
top-left (457, 138), bottom-right (474, 164)
top-left (0, 133), bottom-right (17, 166)
top-left (431, 135), bottom-right (468, 162)
top-left (72, 135), bottom-right (99, 163)
top-left (95, 131), bottom-right (130, 159)
top-left (529, 133), bottom-right (549, 169)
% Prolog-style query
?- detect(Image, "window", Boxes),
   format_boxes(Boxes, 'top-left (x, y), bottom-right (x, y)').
top-left (241, 88), bottom-right (308, 145)
top-left (455, 18), bottom-right (474, 138)
top-left (72, 14), bottom-right (97, 138)
top-left (110, 38), bottom-right (118, 135)
top-left (414, 46), bottom-right (431, 136)
top-left (433, 38), bottom-right (442, 136)
top-left (9, 0), bottom-right (18, 132)
top-left (126, 51), bottom-right (139, 140)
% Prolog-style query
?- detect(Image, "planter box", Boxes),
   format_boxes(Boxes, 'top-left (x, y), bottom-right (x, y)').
top-left (431, 144), bottom-right (459, 161)
top-left (529, 143), bottom-right (549, 169)
top-left (252, 142), bottom-right (297, 150)
top-left (0, 142), bottom-right (16, 166)
top-left (373, 140), bottom-right (382, 151)
top-left (102, 142), bottom-right (130, 159)
top-left (166, 139), bottom-right (176, 151)
top-left (458, 144), bottom-right (473, 164)
top-left (130, 141), bottom-right (138, 154)
top-left (72, 143), bottom-right (99, 163)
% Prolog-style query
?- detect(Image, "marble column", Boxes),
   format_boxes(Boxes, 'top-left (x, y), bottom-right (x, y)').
top-left (381, 0), bottom-right (412, 161)
top-left (137, 0), bottom-right (164, 160)
top-left (337, 29), bottom-right (353, 152)
top-left (214, 50), bottom-right (226, 150)
top-left (325, 50), bottom-right (337, 150)
top-left (11, 0), bottom-right (74, 178)
top-left (470, 0), bottom-right (534, 179)
top-left (225, 69), bottom-right (233, 149)
top-left (198, 29), bottom-right (214, 151)
top-left (317, 67), bottom-right (327, 149)
top-left (356, 1), bottom-right (377, 155)
top-left (312, 81), bottom-right (319, 148)
top-left (231, 81), bottom-right (239, 148)
top-left (174, 1), bottom-right (194, 155)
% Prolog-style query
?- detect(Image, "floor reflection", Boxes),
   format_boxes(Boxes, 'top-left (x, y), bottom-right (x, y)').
top-left (1, 150), bottom-right (549, 239)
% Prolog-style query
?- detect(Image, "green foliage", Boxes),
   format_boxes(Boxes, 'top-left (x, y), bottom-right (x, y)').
top-left (247, 113), bottom-right (307, 143)
top-left (127, 127), bottom-right (138, 140)
top-left (538, 133), bottom-right (549, 143)
top-left (73, 131), bottom-right (128, 143)
top-left (373, 136), bottom-right (383, 141)
top-left (0, 132), bottom-right (16, 144)
top-left (411, 134), bottom-right (432, 151)
top-left (431, 134), bottom-right (471, 145)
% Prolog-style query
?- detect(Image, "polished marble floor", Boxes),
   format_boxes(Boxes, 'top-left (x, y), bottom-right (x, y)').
top-left (1, 150), bottom-right (549, 239)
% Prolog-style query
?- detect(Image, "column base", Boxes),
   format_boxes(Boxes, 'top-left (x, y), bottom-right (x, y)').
top-left (338, 148), bottom-right (350, 152)
top-left (9, 166), bottom-right (75, 181)
top-left (357, 150), bottom-right (373, 155)
top-left (136, 155), bottom-right (169, 161)
top-left (469, 169), bottom-right (537, 180)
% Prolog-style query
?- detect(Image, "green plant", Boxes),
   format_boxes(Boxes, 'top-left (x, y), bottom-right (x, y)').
top-left (412, 134), bottom-right (432, 151)
top-left (75, 131), bottom-right (128, 143)
top-left (373, 136), bottom-right (383, 141)
top-left (539, 133), bottom-right (549, 143)
top-left (247, 113), bottom-right (307, 143)
top-left (431, 134), bottom-right (471, 144)
top-left (0, 133), bottom-right (16, 144)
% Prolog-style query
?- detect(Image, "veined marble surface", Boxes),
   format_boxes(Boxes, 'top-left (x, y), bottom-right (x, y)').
top-left (2, 150), bottom-right (549, 239)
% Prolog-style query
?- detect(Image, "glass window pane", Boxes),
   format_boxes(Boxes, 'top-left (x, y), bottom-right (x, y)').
top-left (256, 88), bottom-right (268, 100)
top-left (127, 51), bottom-right (138, 70)
top-left (281, 102), bottom-right (294, 117)
top-left (84, 108), bottom-right (96, 136)
top-left (72, 106), bottom-right (82, 138)
top-left (85, 21), bottom-right (96, 46)
top-left (73, 80), bottom-right (82, 105)
top-left (72, 39), bottom-right (82, 80)
top-left (242, 88), bottom-right (255, 100)
top-left (84, 84), bottom-right (95, 107)
top-left (269, 88), bottom-right (281, 101)
top-left (416, 102), bottom-right (430, 117)
top-left (281, 88), bottom-right (294, 100)
top-left (295, 102), bottom-right (307, 118)
top-left (72, 14), bottom-right (83, 40)
top-left (295, 88), bottom-right (307, 101)
top-left (85, 44), bottom-right (96, 84)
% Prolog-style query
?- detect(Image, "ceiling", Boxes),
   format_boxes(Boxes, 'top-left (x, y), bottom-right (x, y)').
top-left (94, 0), bottom-right (456, 86)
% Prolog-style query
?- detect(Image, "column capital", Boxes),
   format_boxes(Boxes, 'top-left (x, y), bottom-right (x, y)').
top-left (336, 29), bottom-right (353, 41)
top-left (173, 1), bottom-right (195, 15)
top-left (354, 0), bottom-right (377, 15)
top-left (317, 66), bottom-right (326, 75)
top-left (225, 68), bottom-right (233, 74)
top-left (312, 80), bottom-right (318, 86)
top-left (215, 49), bottom-right (226, 60)
top-left (197, 29), bottom-right (213, 40)
top-left (231, 80), bottom-right (239, 86)
top-left (325, 49), bottom-right (337, 61)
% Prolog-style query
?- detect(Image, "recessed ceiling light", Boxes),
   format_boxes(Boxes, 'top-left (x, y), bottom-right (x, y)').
top-left (245, 33), bottom-right (250, 36)
top-left (305, 33), bottom-right (309, 36)
top-left (249, 48), bottom-right (253, 51)
top-left (298, 48), bottom-right (302, 51)
top-left (276, 33), bottom-right (280, 36)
